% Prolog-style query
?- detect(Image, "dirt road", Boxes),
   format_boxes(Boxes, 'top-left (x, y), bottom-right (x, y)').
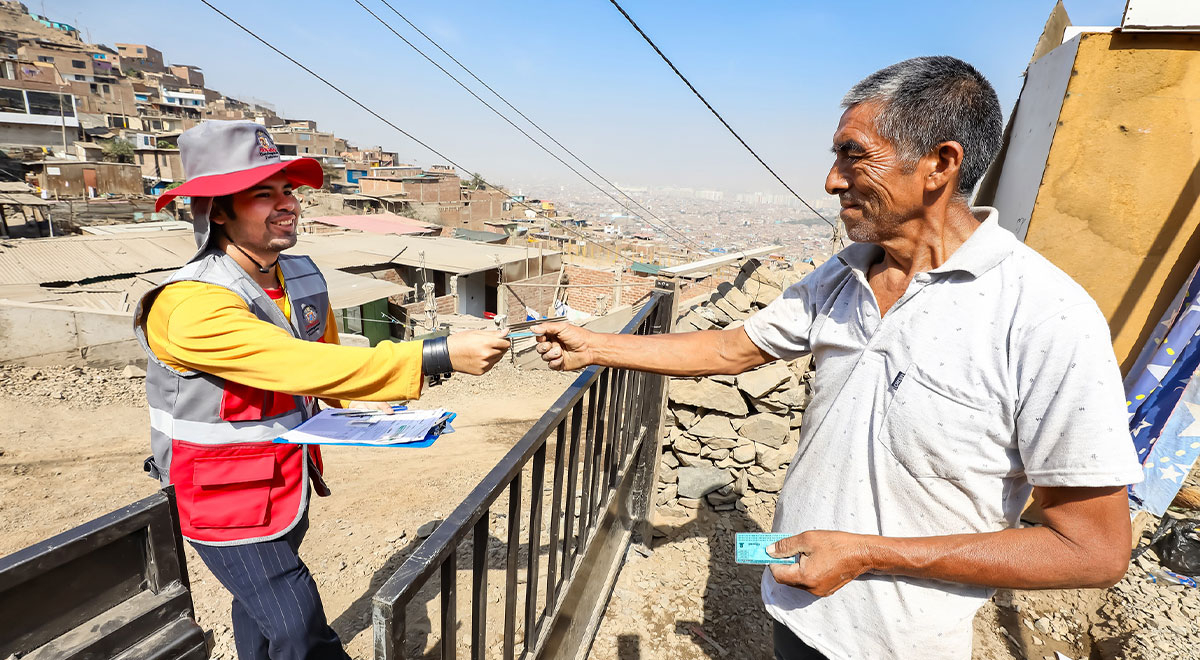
top-left (5, 363), bottom-right (1200, 659)
top-left (0, 362), bottom-right (576, 659)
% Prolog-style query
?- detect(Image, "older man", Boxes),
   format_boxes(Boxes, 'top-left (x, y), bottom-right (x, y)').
top-left (533, 56), bottom-right (1142, 659)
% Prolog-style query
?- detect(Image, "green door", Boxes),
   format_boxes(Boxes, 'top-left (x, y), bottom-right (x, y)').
top-left (360, 298), bottom-right (390, 347)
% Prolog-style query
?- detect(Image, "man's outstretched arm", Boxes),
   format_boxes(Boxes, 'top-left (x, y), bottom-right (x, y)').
top-left (766, 485), bottom-right (1132, 596)
top-left (531, 322), bottom-right (776, 376)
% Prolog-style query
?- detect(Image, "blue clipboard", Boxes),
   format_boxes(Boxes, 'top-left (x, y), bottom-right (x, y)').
top-left (272, 407), bottom-right (456, 449)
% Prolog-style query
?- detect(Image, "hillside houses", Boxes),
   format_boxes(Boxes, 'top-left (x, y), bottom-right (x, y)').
top-left (0, 0), bottom-right (559, 238)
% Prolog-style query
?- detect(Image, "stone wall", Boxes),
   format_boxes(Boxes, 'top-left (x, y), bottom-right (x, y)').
top-left (655, 258), bottom-right (817, 511)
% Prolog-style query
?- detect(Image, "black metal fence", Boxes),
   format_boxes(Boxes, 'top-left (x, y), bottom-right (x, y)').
top-left (373, 287), bottom-right (675, 660)
top-left (0, 488), bottom-right (206, 660)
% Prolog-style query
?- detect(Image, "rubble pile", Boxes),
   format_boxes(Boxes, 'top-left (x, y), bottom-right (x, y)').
top-left (1090, 559), bottom-right (1200, 658)
top-left (0, 364), bottom-right (147, 408)
top-left (656, 260), bottom-right (815, 510)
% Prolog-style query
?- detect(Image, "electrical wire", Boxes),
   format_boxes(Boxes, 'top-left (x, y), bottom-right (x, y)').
top-left (606, 0), bottom-right (836, 231)
top-left (352, 0), bottom-right (704, 255)
top-left (368, 0), bottom-right (706, 254)
top-left (197, 0), bottom-right (635, 265)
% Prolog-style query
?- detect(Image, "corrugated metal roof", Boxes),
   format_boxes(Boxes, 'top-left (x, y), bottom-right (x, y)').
top-left (323, 269), bottom-right (412, 309)
top-left (0, 273), bottom-right (163, 312)
top-left (306, 214), bottom-right (436, 236)
top-left (0, 231), bottom-right (196, 285)
top-left (454, 228), bottom-right (509, 244)
top-left (0, 268), bottom-right (410, 315)
top-left (296, 233), bottom-right (557, 275)
top-left (0, 227), bottom-right (559, 286)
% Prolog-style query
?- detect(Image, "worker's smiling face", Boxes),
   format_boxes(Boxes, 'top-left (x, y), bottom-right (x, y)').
top-left (212, 173), bottom-right (300, 253)
top-left (824, 102), bottom-right (926, 243)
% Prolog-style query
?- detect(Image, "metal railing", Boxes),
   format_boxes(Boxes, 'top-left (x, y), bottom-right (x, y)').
top-left (373, 286), bottom-right (675, 660)
top-left (0, 488), bottom-right (206, 660)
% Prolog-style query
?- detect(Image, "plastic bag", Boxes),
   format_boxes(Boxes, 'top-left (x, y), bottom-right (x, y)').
top-left (1148, 517), bottom-right (1200, 576)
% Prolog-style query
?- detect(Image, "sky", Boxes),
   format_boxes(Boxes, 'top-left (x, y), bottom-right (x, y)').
top-left (43, 0), bottom-right (1125, 201)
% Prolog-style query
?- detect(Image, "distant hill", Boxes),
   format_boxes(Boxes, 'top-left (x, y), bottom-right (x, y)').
top-left (0, 1), bottom-right (85, 48)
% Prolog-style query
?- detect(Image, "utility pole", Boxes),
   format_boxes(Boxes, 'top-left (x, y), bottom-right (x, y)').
top-left (57, 83), bottom-right (68, 156)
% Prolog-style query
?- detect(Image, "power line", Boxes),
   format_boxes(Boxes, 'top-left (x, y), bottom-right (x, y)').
top-left (197, 0), bottom-right (635, 265)
top-left (369, 0), bottom-right (706, 254)
top-left (605, 0), bottom-right (836, 231)
top-left (352, 0), bottom-right (704, 255)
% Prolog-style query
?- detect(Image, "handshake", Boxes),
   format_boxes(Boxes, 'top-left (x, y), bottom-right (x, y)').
top-left (443, 322), bottom-right (594, 376)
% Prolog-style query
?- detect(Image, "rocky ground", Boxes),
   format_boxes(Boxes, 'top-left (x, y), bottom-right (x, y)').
top-left (591, 493), bottom-right (1200, 660)
top-left (0, 363), bottom-right (148, 408)
top-left (0, 360), bottom-right (578, 660)
top-left (5, 311), bottom-right (1200, 658)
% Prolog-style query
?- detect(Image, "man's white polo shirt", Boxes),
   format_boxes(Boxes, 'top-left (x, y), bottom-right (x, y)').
top-left (743, 207), bottom-right (1142, 660)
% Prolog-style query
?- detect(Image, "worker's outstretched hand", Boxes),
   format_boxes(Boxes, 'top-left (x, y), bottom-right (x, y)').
top-left (766, 530), bottom-right (873, 597)
top-left (532, 322), bottom-right (596, 371)
top-left (447, 329), bottom-right (511, 375)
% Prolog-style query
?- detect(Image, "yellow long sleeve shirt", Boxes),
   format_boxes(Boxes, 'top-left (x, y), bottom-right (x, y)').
top-left (144, 279), bottom-right (423, 404)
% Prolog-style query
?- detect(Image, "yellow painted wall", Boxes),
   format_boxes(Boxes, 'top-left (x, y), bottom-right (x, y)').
top-left (1023, 32), bottom-right (1200, 373)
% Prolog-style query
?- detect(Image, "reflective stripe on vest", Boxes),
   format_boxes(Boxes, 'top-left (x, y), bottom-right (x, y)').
top-left (149, 407), bottom-right (307, 444)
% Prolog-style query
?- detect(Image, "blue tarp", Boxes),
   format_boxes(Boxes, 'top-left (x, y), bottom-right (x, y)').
top-left (1125, 260), bottom-right (1200, 514)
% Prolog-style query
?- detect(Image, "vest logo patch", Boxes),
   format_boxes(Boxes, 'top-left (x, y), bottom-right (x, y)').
top-left (302, 303), bottom-right (320, 331)
top-left (255, 128), bottom-right (280, 160)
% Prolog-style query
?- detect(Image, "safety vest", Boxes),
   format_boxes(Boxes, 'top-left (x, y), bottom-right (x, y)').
top-left (134, 250), bottom-right (332, 546)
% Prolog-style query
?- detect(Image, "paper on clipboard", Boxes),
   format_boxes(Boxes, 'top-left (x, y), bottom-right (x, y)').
top-left (275, 407), bottom-right (454, 447)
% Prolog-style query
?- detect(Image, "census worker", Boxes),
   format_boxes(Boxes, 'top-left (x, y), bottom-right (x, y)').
top-left (135, 120), bottom-right (510, 660)
top-left (533, 57), bottom-right (1142, 660)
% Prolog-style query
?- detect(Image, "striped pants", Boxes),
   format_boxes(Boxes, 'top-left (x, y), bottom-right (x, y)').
top-left (191, 514), bottom-right (350, 660)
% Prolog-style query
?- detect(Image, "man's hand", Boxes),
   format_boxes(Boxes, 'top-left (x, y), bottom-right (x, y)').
top-left (532, 322), bottom-right (597, 371)
top-left (766, 530), bottom-right (874, 597)
top-left (446, 329), bottom-right (510, 375)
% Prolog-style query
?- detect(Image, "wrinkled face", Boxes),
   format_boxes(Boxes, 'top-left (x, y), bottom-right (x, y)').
top-left (825, 102), bottom-right (927, 243)
top-left (213, 172), bottom-right (299, 253)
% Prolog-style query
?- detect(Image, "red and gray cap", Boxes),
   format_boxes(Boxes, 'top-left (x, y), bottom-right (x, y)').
top-left (155, 120), bottom-right (323, 259)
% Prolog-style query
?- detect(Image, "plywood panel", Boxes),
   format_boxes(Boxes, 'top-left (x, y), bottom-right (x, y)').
top-left (1021, 32), bottom-right (1200, 372)
top-left (991, 37), bottom-right (1079, 241)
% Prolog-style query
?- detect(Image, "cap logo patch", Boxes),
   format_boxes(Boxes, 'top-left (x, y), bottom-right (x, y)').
top-left (302, 303), bottom-right (320, 331)
top-left (255, 128), bottom-right (279, 160)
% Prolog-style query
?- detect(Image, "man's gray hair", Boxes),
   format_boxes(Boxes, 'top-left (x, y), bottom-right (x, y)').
top-left (843, 56), bottom-right (1003, 196)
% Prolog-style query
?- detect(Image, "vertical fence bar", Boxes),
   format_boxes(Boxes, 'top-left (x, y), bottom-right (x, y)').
top-left (503, 475), bottom-right (522, 660)
top-left (441, 551), bottom-right (457, 660)
top-left (606, 369), bottom-right (628, 490)
top-left (597, 370), bottom-right (618, 511)
top-left (376, 604), bottom-right (407, 660)
top-left (622, 368), bottom-right (642, 466)
top-left (523, 445), bottom-right (546, 648)
top-left (624, 370), bottom-right (643, 465)
top-left (571, 379), bottom-right (599, 573)
top-left (471, 516), bottom-right (488, 660)
top-left (584, 370), bottom-right (610, 537)
top-left (544, 418), bottom-right (568, 616)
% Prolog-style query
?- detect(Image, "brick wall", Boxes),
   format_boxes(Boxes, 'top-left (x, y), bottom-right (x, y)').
top-left (560, 265), bottom-right (727, 316)
top-left (561, 265), bottom-right (649, 315)
top-left (400, 293), bottom-right (457, 318)
top-left (501, 271), bottom-right (564, 319)
top-left (398, 294), bottom-right (458, 336)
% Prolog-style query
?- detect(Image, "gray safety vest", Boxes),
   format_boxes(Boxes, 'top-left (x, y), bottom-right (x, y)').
top-left (134, 250), bottom-right (331, 545)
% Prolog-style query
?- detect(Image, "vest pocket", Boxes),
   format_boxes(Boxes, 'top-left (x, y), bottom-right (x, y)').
top-left (190, 453), bottom-right (275, 528)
